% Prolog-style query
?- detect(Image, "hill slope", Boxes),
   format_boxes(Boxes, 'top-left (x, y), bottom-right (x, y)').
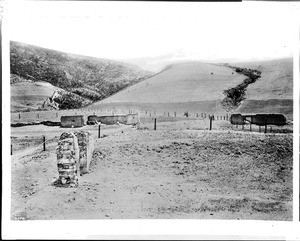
top-left (97, 62), bottom-right (245, 104)
top-left (232, 58), bottom-right (293, 100)
top-left (90, 59), bottom-right (293, 119)
top-left (10, 41), bottom-right (152, 111)
top-left (232, 58), bottom-right (293, 117)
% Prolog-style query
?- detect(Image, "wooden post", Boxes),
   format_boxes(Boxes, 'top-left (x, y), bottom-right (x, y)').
top-left (250, 123), bottom-right (252, 132)
top-left (11, 144), bottom-right (12, 155)
top-left (265, 124), bottom-right (267, 133)
top-left (168, 112), bottom-right (169, 117)
top-left (242, 124), bottom-right (244, 130)
top-left (37, 113), bottom-right (39, 118)
top-left (98, 124), bottom-right (101, 138)
top-left (154, 118), bottom-right (157, 130)
top-left (43, 135), bottom-right (46, 151)
top-left (18, 114), bottom-right (21, 119)
top-left (150, 112), bottom-right (151, 117)
top-left (209, 116), bottom-right (213, 130)
top-left (197, 113), bottom-right (198, 117)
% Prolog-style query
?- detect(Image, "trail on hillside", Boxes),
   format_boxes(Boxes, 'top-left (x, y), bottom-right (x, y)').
top-left (221, 65), bottom-right (261, 111)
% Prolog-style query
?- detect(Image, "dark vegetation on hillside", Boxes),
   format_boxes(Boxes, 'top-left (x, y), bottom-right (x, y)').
top-left (221, 66), bottom-right (261, 111)
top-left (10, 41), bottom-right (152, 109)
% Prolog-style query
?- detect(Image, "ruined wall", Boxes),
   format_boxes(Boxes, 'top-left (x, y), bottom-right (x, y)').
top-left (126, 113), bottom-right (139, 125)
top-left (97, 115), bottom-right (128, 125)
top-left (74, 131), bottom-right (94, 175)
top-left (55, 132), bottom-right (80, 187)
top-left (61, 115), bottom-right (85, 128)
top-left (87, 114), bottom-right (139, 125)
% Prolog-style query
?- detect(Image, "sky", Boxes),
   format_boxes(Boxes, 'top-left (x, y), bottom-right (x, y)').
top-left (5, 1), bottom-right (300, 62)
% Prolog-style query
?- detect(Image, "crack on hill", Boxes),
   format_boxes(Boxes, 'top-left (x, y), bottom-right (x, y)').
top-left (221, 65), bottom-right (261, 111)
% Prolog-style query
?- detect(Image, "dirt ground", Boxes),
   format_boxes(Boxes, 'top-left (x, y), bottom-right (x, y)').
top-left (11, 119), bottom-right (293, 220)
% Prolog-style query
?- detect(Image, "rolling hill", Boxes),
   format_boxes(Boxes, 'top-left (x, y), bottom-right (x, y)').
top-left (97, 62), bottom-right (245, 103)
top-left (10, 41), bottom-right (152, 112)
top-left (89, 58), bottom-right (293, 119)
top-left (232, 58), bottom-right (293, 117)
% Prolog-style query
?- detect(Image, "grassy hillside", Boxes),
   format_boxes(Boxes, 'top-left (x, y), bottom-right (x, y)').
top-left (232, 58), bottom-right (293, 117)
top-left (95, 62), bottom-right (245, 104)
top-left (89, 59), bottom-right (293, 119)
top-left (10, 41), bottom-right (152, 111)
top-left (232, 58), bottom-right (293, 100)
top-left (10, 74), bottom-right (63, 112)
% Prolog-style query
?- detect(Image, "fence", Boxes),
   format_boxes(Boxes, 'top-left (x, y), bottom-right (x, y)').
top-left (10, 135), bottom-right (59, 157)
top-left (11, 108), bottom-right (231, 123)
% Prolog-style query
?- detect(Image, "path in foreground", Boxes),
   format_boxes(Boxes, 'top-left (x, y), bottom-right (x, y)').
top-left (11, 122), bottom-right (293, 220)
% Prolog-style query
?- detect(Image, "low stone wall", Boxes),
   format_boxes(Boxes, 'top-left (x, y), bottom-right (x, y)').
top-left (74, 131), bottom-right (94, 175)
top-left (54, 132), bottom-right (80, 187)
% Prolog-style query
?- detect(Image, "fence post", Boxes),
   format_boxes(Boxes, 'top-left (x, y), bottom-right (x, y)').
top-left (37, 113), bottom-right (39, 118)
top-left (11, 144), bottom-right (12, 155)
top-left (209, 116), bottom-right (213, 130)
top-left (98, 124), bottom-right (101, 138)
top-left (18, 114), bottom-right (21, 119)
top-left (168, 112), bottom-right (169, 117)
top-left (154, 118), bottom-right (157, 130)
top-left (43, 135), bottom-right (46, 151)
top-left (174, 112), bottom-right (176, 117)
top-left (264, 124), bottom-right (267, 134)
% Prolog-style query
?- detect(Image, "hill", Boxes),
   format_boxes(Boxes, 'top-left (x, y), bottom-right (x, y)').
top-left (10, 41), bottom-right (152, 112)
top-left (231, 58), bottom-right (293, 118)
top-left (90, 59), bottom-right (293, 119)
top-left (96, 62), bottom-right (245, 104)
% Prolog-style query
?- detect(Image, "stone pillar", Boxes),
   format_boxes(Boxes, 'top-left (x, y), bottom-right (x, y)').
top-left (55, 132), bottom-right (80, 187)
top-left (74, 131), bottom-right (94, 175)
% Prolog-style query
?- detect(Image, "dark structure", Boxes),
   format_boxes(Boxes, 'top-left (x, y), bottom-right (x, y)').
top-left (230, 113), bottom-right (287, 126)
top-left (230, 114), bottom-right (246, 125)
top-left (60, 115), bottom-right (85, 128)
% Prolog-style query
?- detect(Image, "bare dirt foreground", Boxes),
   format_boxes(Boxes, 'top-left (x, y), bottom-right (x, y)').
top-left (11, 120), bottom-right (293, 220)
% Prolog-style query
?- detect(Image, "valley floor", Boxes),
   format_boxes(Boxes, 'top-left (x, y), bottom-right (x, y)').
top-left (11, 120), bottom-right (293, 220)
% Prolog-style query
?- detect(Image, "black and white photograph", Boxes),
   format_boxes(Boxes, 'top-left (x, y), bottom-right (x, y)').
top-left (1, 0), bottom-right (300, 239)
